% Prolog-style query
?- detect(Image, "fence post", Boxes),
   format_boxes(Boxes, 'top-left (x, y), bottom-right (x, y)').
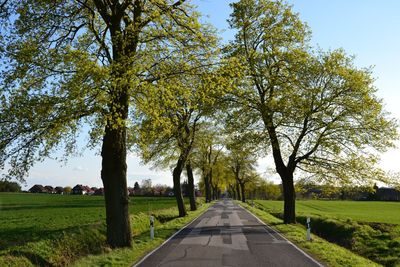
top-left (150, 215), bottom-right (154, 239)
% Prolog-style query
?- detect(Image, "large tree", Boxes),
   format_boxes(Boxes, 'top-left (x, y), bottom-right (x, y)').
top-left (227, 0), bottom-right (398, 223)
top-left (134, 55), bottom-right (237, 216)
top-left (226, 137), bottom-right (258, 203)
top-left (192, 124), bottom-right (225, 202)
top-left (0, 0), bottom-right (212, 248)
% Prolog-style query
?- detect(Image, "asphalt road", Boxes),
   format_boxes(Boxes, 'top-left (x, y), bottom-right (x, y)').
top-left (134, 199), bottom-right (323, 267)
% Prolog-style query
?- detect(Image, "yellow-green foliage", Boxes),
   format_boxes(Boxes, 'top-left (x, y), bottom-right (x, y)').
top-left (227, 0), bottom-right (399, 186)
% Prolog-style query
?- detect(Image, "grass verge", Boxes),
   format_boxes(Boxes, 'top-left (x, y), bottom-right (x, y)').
top-left (254, 200), bottom-right (400, 267)
top-left (0, 194), bottom-right (210, 267)
top-left (238, 201), bottom-right (381, 267)
top-left (71, 202), bottom-right (211, 267)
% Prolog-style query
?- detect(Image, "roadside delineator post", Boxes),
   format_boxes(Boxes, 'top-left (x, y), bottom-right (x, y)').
top-left (150, 215), bottom-right (155, 239)
top-left (306, 217), bottom-right (311, 241)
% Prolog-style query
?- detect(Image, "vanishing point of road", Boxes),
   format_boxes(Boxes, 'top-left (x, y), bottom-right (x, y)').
top-left (134, 199), bottom-right (323, 267)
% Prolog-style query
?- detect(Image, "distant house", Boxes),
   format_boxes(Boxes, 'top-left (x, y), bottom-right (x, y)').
top-left (54, 186), bottom-right (64, 194)
top-left (86, 186), bottom-right (95, 195)
top-left (29, 184), bottom-right (47, 193)
top-left (72, 184), bottom-right (90, 195)
top-left (44, 185), bottom-right (55, 194)
top-left (127, 188), bottom-right (135, 196)
top-left (376, 187), bottom-right (400, 201)
top-left (165, 190), bottom-right (174, 197)
top-left (94, 188), bottom-right (104, 196)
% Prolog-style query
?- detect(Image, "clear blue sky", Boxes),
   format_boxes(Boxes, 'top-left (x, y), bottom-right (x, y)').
top-left (18, 0), bottom-right (400, 189)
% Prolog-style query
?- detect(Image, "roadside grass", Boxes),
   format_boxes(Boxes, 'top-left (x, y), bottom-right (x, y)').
top-left (254, 200), bottom-right (400, 225)
top-left (0, 193), bottom-right (209, 266)
top-left (0, 193), bottom-right (178, 250)
top-left (72, 202), bottom-right (211, 267)
top-left (239, 202), bottom-right (382, 267)
top-left (253, 200), bottom-right (400, 267)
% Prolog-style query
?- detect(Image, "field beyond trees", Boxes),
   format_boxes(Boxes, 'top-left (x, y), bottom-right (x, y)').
top-left (254, 200), bottom-right (400, 266)
top-left (0, 193), bottom-right (204, 266)
top-left (254, 200), bottom-right (400, 225)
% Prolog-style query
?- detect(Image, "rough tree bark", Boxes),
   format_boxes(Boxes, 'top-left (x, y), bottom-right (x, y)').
top-left (208, 169), bottom-right (213, 201)
top-left (240, 182), bottom-right (246, 203)
top-left (265, 113), bottom-right (297, 224)
top-left (101, 123), bottom-right (131, 247)
top-left (204, 171), bottom-right (211, 203)
top-left (100, 27), bottom-right (134, 246)
top-left (101, 84), bottom-right (131, 247)
top-left (280, 172), bottom-right (296, 223)
top-left (97, 0), bottom-right (139, 247)
top-left (173, 157), bottom-right (187, 217)
top-left (212, 185), bottom-right (217, 200)
top-left (236, 182), bottom-right (241, 202)
top-left (186, 161), bottom-right (197, 211)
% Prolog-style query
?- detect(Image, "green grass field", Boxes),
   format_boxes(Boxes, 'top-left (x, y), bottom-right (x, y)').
top-left (0, 193), bottom-right (178, 249)
top-left (0, 193), bottom-right (194, 266)
top-left (253, 200), bottom-right (400, 266)
top-left (254, 200), bottom-right (400, 224)
top-left (239, 202), bottom-right (381, 267)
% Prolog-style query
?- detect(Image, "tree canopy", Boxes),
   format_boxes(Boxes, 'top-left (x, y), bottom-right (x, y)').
top-left (227, 0), bottom-right (398, 222)
top-left (0, 0), bottom-right (221, 247)
top-left (0, 0), bottom-right (398, 240)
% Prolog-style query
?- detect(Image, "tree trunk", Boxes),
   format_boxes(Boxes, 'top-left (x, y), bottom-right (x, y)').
top-left (204, 173), bottom-right (211, 203)
top-left (173, 158), bottom-right (187, 217)
top-left (236, 182), bottom-right (241, 201)
top-left (212, 185), bottom-right (218, 200)
top-left (208, 169), bottom-right (213, 201)
top-left (101, 122), bottom-right (131, 248)
top-left (240, 182), bottom-right (246, 203)
top-left (281, 174), bottom-right (296, 223)
top-left (98, 13), bottom-right (139, 247)
top-left (186, 161), bottom-right (197, 211)
top-left (230, 185), bottom-right (236, 199)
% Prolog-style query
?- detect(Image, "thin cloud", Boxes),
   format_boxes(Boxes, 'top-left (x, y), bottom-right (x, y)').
top-left (73, 166), bottom-right (88, 172)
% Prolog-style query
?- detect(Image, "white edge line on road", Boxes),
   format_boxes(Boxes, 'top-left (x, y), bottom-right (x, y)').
top-left (238, 203), bottom-right (324, 267)
top-left (131, 204), bottom-right (213, 267)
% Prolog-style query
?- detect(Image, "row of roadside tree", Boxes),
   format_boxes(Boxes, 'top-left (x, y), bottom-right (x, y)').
top-left (1, 0), bottom-right (399, 248)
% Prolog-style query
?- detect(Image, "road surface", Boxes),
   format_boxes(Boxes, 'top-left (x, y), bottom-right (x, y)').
top-left (134, 199), bottom-right (323, 267)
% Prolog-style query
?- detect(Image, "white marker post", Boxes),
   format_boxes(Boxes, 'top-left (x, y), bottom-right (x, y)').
top-left (150, 215), bottom-right (155, 239)
top-left (306, 217), bottom-right (311, 241)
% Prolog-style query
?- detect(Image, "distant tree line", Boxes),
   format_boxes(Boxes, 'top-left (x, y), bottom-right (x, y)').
top-left (295, 181), bottom-right (400, 201)
top-left (0, 180), bottom-right (21, 192)
top-left (133, 179), bottom-right (200, 197)
top-left (1, 0), bottom-right (398, 248)
top-left (223, 179), bottom-right (400, 202)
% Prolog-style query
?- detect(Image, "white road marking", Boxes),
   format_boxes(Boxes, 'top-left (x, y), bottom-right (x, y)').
top-left (131, 208), bottom-right (210, 267)
top-left (238, 204), bottom-right (324, 267)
